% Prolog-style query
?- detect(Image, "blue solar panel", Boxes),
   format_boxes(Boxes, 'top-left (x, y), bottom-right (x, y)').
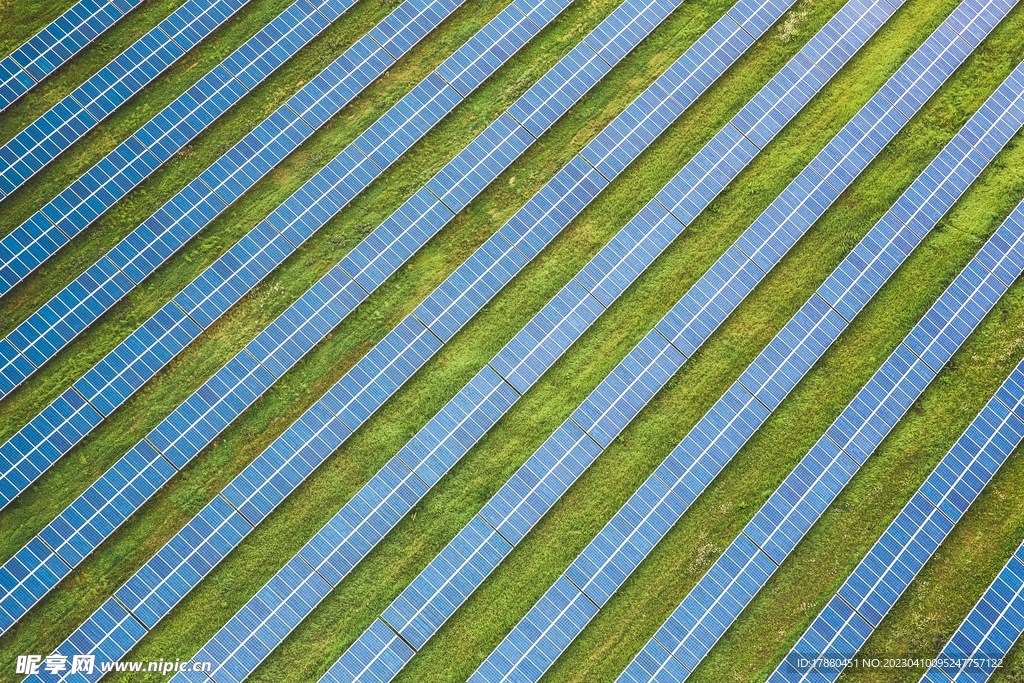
top-left (651, 533), bottom-right (775, 674)
top-left (663, 382), bottom-right (771, 503)
top-left (562, 473), bottom-right (687, 607)
top-left (320, 619), bottom-right (415, 683)
top-left (342, 0), bottom-right (934, 670)
top-left (617, 59), bottom-right (1024, 681)
top-left (736, 294), bottom-right (847, 409)
top-left (657, 243), bottom-right (766, 358)
top-left (189, 555), bottom-right (332, 681)
top-left (437, 1), bottom-right (547, 96)
top-left (904, 258), bottom-right (1006, 372)
top-left (472, 576), bottom-right (599, 682)
top-left (569, 329), bottom-right (686, 448)
top-left (508, 40), bottom-right (611, 138)
top-left (39, 441), bottom-right (173, 566)
top-left (923, 541), bottom-right (1024, 681)
top-left (60, 597), bottom-right (148, 668)
top-left (382, 515), bottom-right (513, 649)
top-left (816, 210), bottom-right (924, 323)
top-left (574, 201), bottom-right (684, 306)
top-left (0, 537), bottom-right (72, 633)
top-left (729, 0), bottom-right (799, 35)
top-left (744, 435), bottom-right (860, 562)
top-left (479, 420), bottom-right (603, 545)
top-left (0, 0), bottom-right (144, 111)
top-left (116, 496), bottom-right (250, 628)
top-left (0, 0), bottom-right (248, 199)
top-left (583, 0), bottom-right (679, 64)
top-left (655, 123), bottom-right (760, 226)
top-left (425, 112), bottom-right (536, 213)
top-left (323, 318), bottom-right (445, 429)
top-left (772, 596), bottom-right (873, 681)
top-left (298, 458), bottom-right (432, 585)
top-left (619, 638), bottom-right (689, 683)
top-left (824, 344), bottom-right (935, 465)
top-left (489, 279), bottom-right (606, 392)
top-left (163, 0), bottom-right (774, 675)
top-left (578, 8), bottom-right (757, 180)
top-left (494, 154), bottom-right (610, 260)
top-left (843, 492), bottom-right (958, 627)
top-left (402, 367), bottom-right (522, 483)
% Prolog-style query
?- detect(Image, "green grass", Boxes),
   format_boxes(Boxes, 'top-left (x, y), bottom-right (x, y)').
top-left (3, 0), bottom-right (1024, 680)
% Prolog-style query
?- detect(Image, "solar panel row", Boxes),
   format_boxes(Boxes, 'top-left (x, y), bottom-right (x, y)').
top-left (0, 0), bottom-right (560, 638)
top-left (0, 0), bottom-right (143, 111)
top-left (0, 0), bottom-right (361, 298)
top-left (770, 252), bottom-right (1024, 682)
top-left (921, 537), bottom-right (1024, 682)
top-left (620, 62), bottom-right (1024, 683)
top-left (0, 0), bottom-right (455, 399)
top-left (468, 2), bottom-right (1012, 679)
top-left (0, 0), bottom-right (252, 199)
top-left (0, 0), bottom-right (475, 510)
top-left (318, 0), bottom-right (919, 679)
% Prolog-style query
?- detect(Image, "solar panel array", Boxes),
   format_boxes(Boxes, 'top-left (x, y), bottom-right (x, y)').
top-left (0, 0), bottom-right (563, 639)
top-left (109, 0), bottom-right (814, 679)
top-left (17, 0), bottom-right (689, 675)
top-left (0, 0), bottom-right (251, 199)
top-left (140, 2), bottom-right (730, 681)
top-left (0, 0), bottom-right (143, 111)
top-left (0, 0), bottom-right (361, 298)
top-left (0, 0), bottom-right (456, 399)
top-left (921, 538), bottom-right (1024, 682)
top-left (620, 62), bottom-right (1024, 683)
top-left (770, 289), bottom-right (1024, 682)
top-left (0, 0), bottom-right (475, 509)
top-left (469, 2), bottom-right (1013, 679)
top-left (317, 0), bottom-right (928, 679)
top-left (5, 0), bottom-right (1022, 678)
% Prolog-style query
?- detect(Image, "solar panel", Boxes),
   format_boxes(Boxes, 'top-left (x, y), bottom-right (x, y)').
top-left (383, 515), bottom-right (514, 648)
top-left (321, 620), bottom-right (415, 683)
top-left (138, 0), bottom-right (798, 679)
top-left (921, 539), bottom-right (1024, 681)
top-left (0, 0), bottom-right (144, 111)
top-left (616, 59), bottom-right (1024, 683)
top-left (0, 0), bottom-right (250, 199)
top-left (25, 0), bottom-right (872, 671)
top-left (460, 577), bottom-right (602, 683)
